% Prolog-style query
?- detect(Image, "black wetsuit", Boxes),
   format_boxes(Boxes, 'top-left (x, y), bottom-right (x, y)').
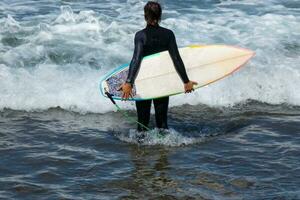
top-left (126, 24), bottom-right (189, 131)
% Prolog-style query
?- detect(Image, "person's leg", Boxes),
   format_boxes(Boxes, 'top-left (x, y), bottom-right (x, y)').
top-left (135, 100), bottom-right (152, 132)
top-left (153, 97), bottom-right (169, 129)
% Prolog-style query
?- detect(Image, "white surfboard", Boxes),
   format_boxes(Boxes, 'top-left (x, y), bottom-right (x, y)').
top-left (100, 45), bottom-right (255, 100)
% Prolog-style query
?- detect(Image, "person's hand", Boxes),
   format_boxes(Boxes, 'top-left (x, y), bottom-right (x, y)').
top-left (184, 81), bottom-right (198, 93)
top-left (118, 82), bottom-right (133, 100)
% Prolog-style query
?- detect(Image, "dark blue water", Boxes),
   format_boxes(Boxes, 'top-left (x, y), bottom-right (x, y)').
top-left (1, 102), bottom-right (300, 199)
top-left (1, 0), bottom-right (300, 199)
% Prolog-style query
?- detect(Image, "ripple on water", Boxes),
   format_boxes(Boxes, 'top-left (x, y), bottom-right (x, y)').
top-left (114, 128), bottom-right (223, 147)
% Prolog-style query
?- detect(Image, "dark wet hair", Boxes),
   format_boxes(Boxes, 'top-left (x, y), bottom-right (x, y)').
top-left (144, 1), bottom-right (162, 25)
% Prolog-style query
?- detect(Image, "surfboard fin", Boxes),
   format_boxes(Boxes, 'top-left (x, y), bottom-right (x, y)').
top-left (104, 88), bottom-right (116, 105)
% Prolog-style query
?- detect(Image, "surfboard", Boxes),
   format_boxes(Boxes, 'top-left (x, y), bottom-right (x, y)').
top-left (100, 45), bottom-right (254, 101)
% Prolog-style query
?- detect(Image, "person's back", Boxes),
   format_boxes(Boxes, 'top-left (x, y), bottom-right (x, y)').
top-left (139, 25), bottom-right (172, 56)
top-left (126, 24), bottom-right (190, 87)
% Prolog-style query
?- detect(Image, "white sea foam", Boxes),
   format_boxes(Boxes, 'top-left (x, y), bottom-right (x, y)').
top-left (116, 128), bottom-right (214, 147)
top-left (0, 1), bottom-right (299, 113)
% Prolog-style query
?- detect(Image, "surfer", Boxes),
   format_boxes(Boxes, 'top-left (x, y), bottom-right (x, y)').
top-left (119, 1), bottom-right (197, 132)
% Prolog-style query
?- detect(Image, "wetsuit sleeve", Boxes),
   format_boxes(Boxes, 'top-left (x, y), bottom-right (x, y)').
top-left (126, 32), bottom-right (144, 85)
top-left (168, 31), bottom-right (190, 83)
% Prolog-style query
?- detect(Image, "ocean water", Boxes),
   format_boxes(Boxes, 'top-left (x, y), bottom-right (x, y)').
top-left (0, 0), bottom-right (300, 199)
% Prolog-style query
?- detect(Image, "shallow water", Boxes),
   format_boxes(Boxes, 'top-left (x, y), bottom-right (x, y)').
top-left (1, 102), bottom-right (300, 199)
top-left (1, 0), bottom-right (300, 199)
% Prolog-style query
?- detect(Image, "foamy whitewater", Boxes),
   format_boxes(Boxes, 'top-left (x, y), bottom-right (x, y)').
top-left (0, 0), bottom-right (299, 113)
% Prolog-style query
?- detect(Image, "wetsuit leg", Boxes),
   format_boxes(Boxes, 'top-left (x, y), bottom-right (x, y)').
top-left (136, 100), bottom-right (152, 132)
top-left (153, 97), bottom-right (169, 129)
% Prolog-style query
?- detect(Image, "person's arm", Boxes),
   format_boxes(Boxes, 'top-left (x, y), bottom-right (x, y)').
top-left (168, 31), bottom-right (198, 93)
top-left (120, 32), bottom-right (144, 100)
top-left (168, 31), bottom-right (189, 83)
top-left (126, 32), bottom-right (144, 85)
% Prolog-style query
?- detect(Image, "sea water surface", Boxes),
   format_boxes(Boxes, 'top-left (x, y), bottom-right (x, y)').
top-left (0, 0), bottom-right (300, 199)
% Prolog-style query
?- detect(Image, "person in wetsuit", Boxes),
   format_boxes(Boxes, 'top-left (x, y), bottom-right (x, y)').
top-left (119, 1), bottom-right (197, 132)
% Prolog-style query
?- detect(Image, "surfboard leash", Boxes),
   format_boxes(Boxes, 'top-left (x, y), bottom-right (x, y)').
top-left (104, 90), bottom-right (151, 131)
